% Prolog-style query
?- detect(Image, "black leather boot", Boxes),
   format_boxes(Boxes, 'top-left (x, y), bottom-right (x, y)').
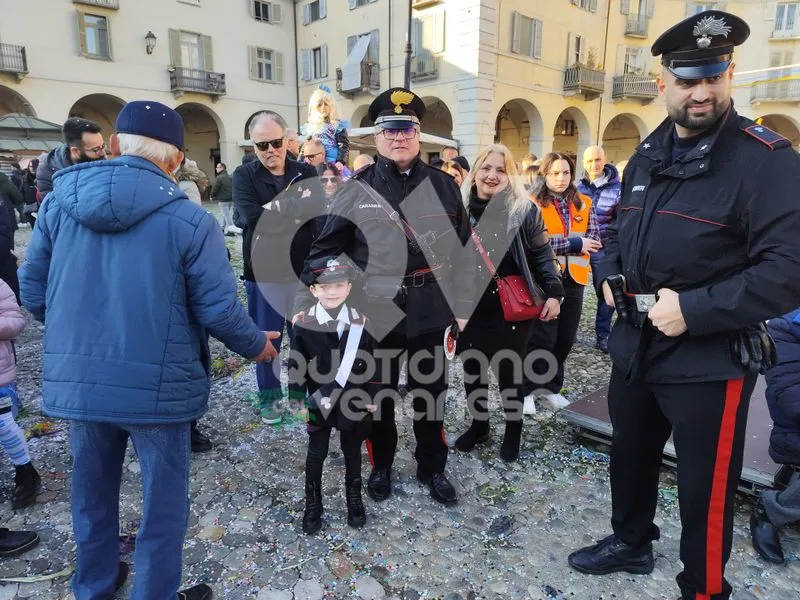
top-left (750, 497), bottom-right (785, 565)
top-left (500, 421), bottom-right (522, 462)
top-left (454, 421), bottom-right (490, 452)
top-left (12, 462), bottom-right (41, 509)
top-left (345, 477), bottom-right (366, 528)
top-left (302, 481), bottom-right (323, 535)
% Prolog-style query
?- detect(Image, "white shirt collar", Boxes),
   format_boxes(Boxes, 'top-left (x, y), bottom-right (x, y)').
top-left (315, 303), bottom-right (350, 326)
top-left (592, 173), bottom-right (609, 187)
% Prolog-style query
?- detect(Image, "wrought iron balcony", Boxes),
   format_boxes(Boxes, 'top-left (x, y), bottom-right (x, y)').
top-left (563, 65), bottom-right (605, 99)
top-left (336, 62), bottom-right (380, 96)
top-left (411, 51), bottom-right (439, 82)
top-left (625, 15), bottom-right (649, 37)
top-left (73, 0), bottom-right (119, 8)
top-left (169, 67), bottom-right (226, 98)
top-left (0, 44), bottom-right (28, 80)
top-left (750, 79), bottom-right (800, 103)
top-left (612, 74), bottom-right (657, 101)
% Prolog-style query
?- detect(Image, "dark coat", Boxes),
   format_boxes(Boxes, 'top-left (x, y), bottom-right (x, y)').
top-left (296, 154), bottom-right (478, 338)
top-left (766, 311), bottom-right (800, 466)
top-left (0, 173), bottom-right (21, 232)
top-left (0, 197), bottom-right (19, 304)
top-left (231, 158), bottom-right (318, 282)
top-left (210, 171), bottom-right (233, 203)
top-left (36, 144), bottom-right (72, 202)
top-left (594, 104), bottom-right (800, 383)
top-left (289, 304), bottom-right (378, 431)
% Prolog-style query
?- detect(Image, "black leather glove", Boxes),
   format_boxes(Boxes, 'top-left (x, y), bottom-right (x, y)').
top-left (732, 323), bottom-right (777, 375)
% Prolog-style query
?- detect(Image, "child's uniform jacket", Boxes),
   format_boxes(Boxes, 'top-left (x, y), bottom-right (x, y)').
top-left (289, 303), bottom-right (379, 432)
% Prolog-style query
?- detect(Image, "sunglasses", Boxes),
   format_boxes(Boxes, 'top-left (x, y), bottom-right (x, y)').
top-left (321, 176), bottom-right (340, 184)
top-left (253, 137), bottom-right (284, 151)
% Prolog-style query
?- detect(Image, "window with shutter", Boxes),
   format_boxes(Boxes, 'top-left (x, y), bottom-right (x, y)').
top-left (301, 48), bottom-right (312, 80)
top-left (78, 12), bottom-right (111, 59)
top-left (411, 18), bottom-right (422, 57)
top-left (319, 0), bottom-right (327, 19)
top-left (511, 11), bottom-right (521, 54)
top-left (275, 52), bottom-right (284, 83)
top-left (368, 30), bottom-right (380, 63)
top-left (202, 35), bottom-right (213, 70)
top-left (253, 1), bottom-right (279, 22)
top-left (321, 44), bottom-right (328, 77)
top-left (533, 19), bottom-right (543, 59)
top-left (774, 2), bottom-right (799, 36)
top-left (302, 3), bottom-right (311, 25)
top-left (270, 3), bottom-right (282, 23)
top-left (511, 12), bottom-right (541, 59)
top-left (307, 0), bottom-right (325, 23)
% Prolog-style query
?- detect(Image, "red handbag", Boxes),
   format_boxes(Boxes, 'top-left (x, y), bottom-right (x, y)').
top-left (470, 229), bottom-right (544, 322)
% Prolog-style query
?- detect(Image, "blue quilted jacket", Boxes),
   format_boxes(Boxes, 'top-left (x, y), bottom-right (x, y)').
top-left (19, 156), bottom-right (265, 424)
top-left (765, 309), bottom-right (800, 466)
top-left (577, 163), bottom-right (621, 245)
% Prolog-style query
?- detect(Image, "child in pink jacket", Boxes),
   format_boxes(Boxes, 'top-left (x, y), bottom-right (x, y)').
top-left (0, 278), bottom-right (40, 508)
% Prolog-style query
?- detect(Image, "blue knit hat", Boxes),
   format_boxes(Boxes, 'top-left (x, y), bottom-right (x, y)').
top-left (115, 101), bottom-right (185, 150)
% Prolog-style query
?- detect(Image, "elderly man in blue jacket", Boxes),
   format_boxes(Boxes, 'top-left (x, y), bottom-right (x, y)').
top-left (577, 145), bottom-right (621, 353)
top-left (19, 101), bottom-right (277, 600)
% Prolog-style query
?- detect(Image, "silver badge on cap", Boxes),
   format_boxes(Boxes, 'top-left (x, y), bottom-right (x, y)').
top-left (693, 16), bottom-right (732, 49)
top-left (326, 259), bottom-right (340, 272)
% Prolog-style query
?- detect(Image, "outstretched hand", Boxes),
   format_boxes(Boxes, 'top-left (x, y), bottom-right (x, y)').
top-left (254, 331), bottom-right (281, 362)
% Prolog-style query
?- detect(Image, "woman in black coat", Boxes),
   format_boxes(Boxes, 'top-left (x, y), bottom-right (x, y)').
top-left (454, 144), bottom-right (564, 462)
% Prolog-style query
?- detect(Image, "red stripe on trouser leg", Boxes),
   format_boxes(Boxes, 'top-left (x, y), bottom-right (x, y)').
top-left (696, 592), bottom-right (711, 600)
top-left (440, 426), bottom-right (446, 444)
top-left (365, 439), bottom-right (375, 467)
top-left (704, 378), bottom-right (743, 597)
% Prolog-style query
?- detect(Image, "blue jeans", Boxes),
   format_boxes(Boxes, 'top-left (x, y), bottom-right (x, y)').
top-left (245, 280), bottom-right (295, 396)
top-left (591, 255), bottom-right (615, 342)
top-left (70, 421), bottom-right (190, 600)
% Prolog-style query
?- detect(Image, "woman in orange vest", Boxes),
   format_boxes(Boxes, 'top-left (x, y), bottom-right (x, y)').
top-left (524, 152), bottom-right (601, 411)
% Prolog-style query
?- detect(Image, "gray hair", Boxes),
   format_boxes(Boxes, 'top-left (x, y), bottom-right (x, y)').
top-left (248, 111), bottom-right (288, 136)
top-left (285, 128), bottom-right (300, 142)
top-left (117, 133), bottom-right (180, 165)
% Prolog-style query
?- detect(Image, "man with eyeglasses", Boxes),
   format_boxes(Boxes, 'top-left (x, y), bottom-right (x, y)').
top-left (301, 139), bottom-right (327, 167)
top-left (232, 111), bottom-right (319, 423)
top-left (36, 117), bottom-right (106, 205)
top-left (297, 87), bottom-right (476, 507)
top-left (568, 12), bottom-right (800, 600)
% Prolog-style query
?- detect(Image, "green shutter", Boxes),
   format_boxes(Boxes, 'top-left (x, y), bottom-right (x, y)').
top-left (203, 35), bottom-right (214, 71)
top-left (249, 46), bottom-right (259, 79)
top-left (169, 29), bottom-right (182, 67)
top-left (275, 51), bottom-right (284, 83)
top-left (77, 11), bottom-right (88, 57)
top-left (105, 16), bottom-right (113, 60)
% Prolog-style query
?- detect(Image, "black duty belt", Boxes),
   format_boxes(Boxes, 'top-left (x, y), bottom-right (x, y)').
top-left (403, 265), bottom-right (443, 288)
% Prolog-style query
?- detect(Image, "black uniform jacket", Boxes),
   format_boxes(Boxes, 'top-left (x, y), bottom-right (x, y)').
top-left (289, 304), bottom-right (379, 431)
top-left (296, 155), bottom-right (477, 338)
top-left (232, 158), bottom-right (318, 282)
top-left (595, 105), bottom-right (800, 383)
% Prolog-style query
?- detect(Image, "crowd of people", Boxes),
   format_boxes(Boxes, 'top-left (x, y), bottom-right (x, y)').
top-left (0, 9), bottom-right (798, 600)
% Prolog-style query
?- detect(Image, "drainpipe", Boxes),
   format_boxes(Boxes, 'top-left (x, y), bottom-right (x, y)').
top-left (404, 0), bottom-right (413, 89)
top-left (293, 2), bottom-right (301, 130)
top-left (596, 0), bottom-right (613, 144)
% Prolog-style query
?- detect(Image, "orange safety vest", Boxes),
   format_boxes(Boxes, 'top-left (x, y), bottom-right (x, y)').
top-left (535, 193), bottom-right (592, 286)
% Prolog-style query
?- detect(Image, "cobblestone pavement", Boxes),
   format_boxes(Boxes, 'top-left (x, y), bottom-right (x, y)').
top-left (2, 210), bottom-right (798, 599)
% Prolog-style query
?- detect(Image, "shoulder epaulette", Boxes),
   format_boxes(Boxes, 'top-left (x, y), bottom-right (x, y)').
top-left (348, 307), bottom-right (367, 325)
top-left (741, 123), bottom-right (791, 150)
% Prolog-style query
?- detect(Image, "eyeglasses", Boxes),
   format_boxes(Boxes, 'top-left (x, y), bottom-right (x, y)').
top-left (379, 127), bottom-right (418, 141)
top-left (253, 137), bottom-right (284, 151)
top-left (546, 170), bottom-right (571, 178)
top-left (84, 143), bottom-right (106, 155)
top-left (304, 152), bottom-right (323, 161)
top-left (321, 176), bottom-right (340, 184)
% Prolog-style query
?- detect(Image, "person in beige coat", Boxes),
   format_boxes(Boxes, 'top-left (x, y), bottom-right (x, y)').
top-left (0, 278), bottom-right (40, 509)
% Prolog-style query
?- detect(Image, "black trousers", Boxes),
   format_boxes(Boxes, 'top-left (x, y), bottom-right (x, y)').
top-left (524, 276), bottom-right (585, 394)
top-left (607, 366), bottom-right (756, 600)
top-left (366, 328), bottom-right (448, 474)
top-left (460, 320), bottom-right (532, 423)
top-left (306, 425), bottom-right (367, 486)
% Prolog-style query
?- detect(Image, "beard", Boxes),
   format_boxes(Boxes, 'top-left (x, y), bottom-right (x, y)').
top-left (667, 97), bottom-right (730, 132)
top-left (74, 151), bottom-right (105, 164)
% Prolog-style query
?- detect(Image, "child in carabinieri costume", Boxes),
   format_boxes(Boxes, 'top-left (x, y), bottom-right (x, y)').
top-left (290, 257), bottom-right (377, 534)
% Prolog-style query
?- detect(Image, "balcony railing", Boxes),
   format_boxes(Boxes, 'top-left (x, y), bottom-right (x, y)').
top-left (625, 14), bottom-right (649, 37)
top-left (612, 74), bottom-right (657, 101)
top-left (563, 65), bottom-right (605, 98)
top-left (169, 67), bottom-right (227, 97)
top-left (750, 79), bottom-right (800, 103)
top-left (336, 62), bottom-right (380, 96)
top-left (73, 0), bottom-right (119, 8)
top-left (771, 27), bottom-right (800, 40)
top-left (0, 44), bottom-right (28, 79)
top-left (411, 51), bottom-right (439, 81)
